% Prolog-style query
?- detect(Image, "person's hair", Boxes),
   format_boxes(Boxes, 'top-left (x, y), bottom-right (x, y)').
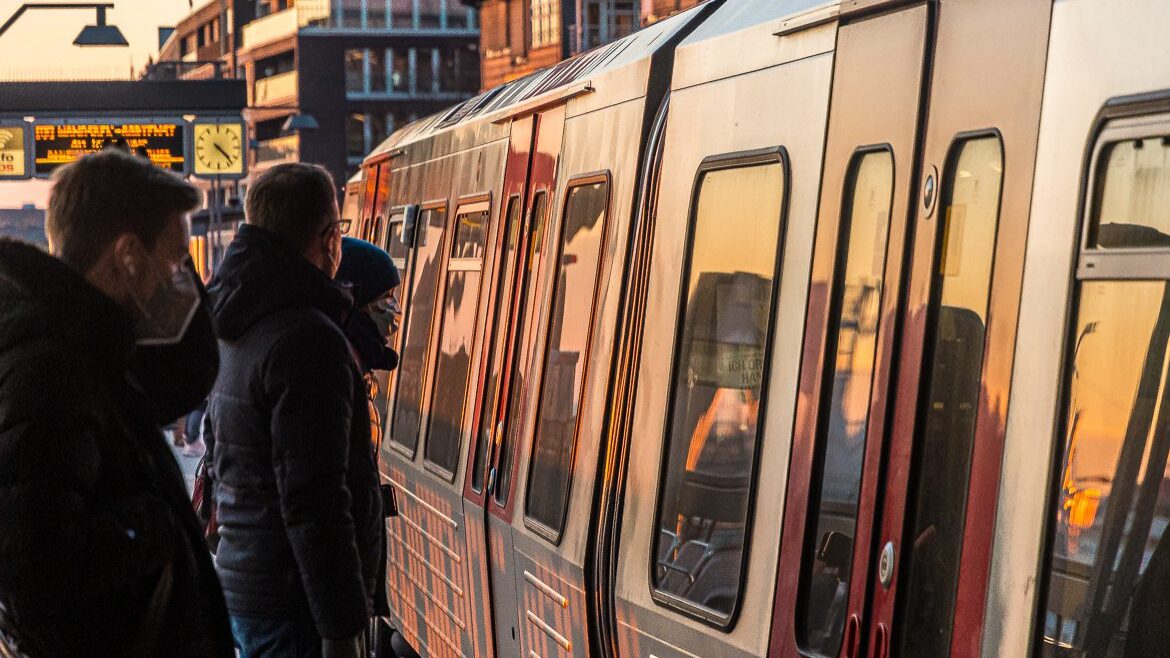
top-left (245, 163), bottom-right (337, 252)
top-left (46, 149), bottom-right (201, 273)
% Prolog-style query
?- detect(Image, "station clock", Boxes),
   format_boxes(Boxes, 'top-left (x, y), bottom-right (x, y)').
top-left (193, 122), bottom-right (244, 176)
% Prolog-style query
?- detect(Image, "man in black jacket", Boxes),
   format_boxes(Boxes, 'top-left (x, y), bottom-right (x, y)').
top-left (0, 149), bottom-right (234, 657)
top-left (208, 163), bottom-right (381, 658)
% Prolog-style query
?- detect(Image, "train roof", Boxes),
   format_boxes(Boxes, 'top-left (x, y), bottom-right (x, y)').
top-left (673, 0), bottom-right (838, 90)
top-left (364, 3), bottom-right (709, 161)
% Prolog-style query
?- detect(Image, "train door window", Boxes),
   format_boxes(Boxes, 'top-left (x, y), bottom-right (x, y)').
top-left (524, 176), bottom-right (610, 541)
top-left (472, 196), bottom-right (523, 493)
top-left (371, 216), bottom-right (385, 248)
top-left (389, 204), bottom-right (447, 455)
top-left (1039, 115), bottom-right (1170, 656)
top-left (651, 152), bottom-right (786, 626)
top-left (424, 200), bottom-right (490, 480)
top-left (798, 148), bottom-right (895, 654)
top-left (386, 212), bottom-right (408, 270)
top-left (897, 135), bottom-right (1004, 657)
top-left (493, 191), bottom-right (550, 506)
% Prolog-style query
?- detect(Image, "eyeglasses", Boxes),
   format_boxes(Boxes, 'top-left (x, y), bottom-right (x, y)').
top-left (320, 218), bottom-right (353, 236)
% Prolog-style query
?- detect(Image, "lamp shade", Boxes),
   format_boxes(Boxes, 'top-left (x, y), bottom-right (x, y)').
top-left (74, 24), bottom-right (128, 47)
top-left (282, 113), bottom-right (319, 131)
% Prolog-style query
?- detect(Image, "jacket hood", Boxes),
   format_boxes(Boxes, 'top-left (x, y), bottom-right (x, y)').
top-left (0, 238), bottom-right (133, 375)
top-left (209, 224), bottom-right (354, 341)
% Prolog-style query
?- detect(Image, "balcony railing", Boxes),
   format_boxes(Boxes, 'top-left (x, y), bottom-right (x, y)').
top-left (242, 7), bottom-right (298, 48)
top-left (254, 70), bottom-right (298, 105)
top-left (294, 0), bottom-right (477, 31)
top-left (255, 135), bottom-right (299, 166)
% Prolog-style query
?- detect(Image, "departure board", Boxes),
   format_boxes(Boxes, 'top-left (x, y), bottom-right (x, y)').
top-left (33, 122), bottom-right (186, 175)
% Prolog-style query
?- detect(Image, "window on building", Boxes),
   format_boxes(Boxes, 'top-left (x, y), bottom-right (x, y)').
top-left (391, 48), bottom-right (409, 92)
top-left (346, 113), bottom-right (367, 158)
top-left (345, 49), bottom-right (364, 93)
top-left (416, 48), bottom-right (437, 93)
top-left (798, 149), bottom-right (894, 655)
top-left (390, 205), bottom-right (448, 454)
top-left (440, 45), bottom-right (479, 93)
top-left (531, 0), bottom-right (559, 48)
top-left (369, 48), bottom-right (387, 93)
top-left (418, 0), bottom-right (443, 28)
top-left (652, 156), bottom-right (786, 624)
top-left (425, 203), bottom-right (490, 478)
top-left (367, 0), bottom-right (388, 28)
top-left (391, 0), bottom-right (413, 28)
top-left (525, 179), bottom-right (609, 539)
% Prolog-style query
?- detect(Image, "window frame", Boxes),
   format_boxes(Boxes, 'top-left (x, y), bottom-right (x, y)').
top-left (387, 198), bottom-right (450, 461)
top-left (647, 146), bottom-right (790, 630)
top-left (521, 172), bottom-right (612, 545)
top-left (422, 194), bottom-right (492, 483)
top-left (1033, 91), bottom-right (1170, 655)
top-left (795, 144), bottom-right (895, 655)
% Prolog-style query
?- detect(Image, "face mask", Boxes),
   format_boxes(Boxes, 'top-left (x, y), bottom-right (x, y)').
top-left (130, 264), bottom-right (202, 346)
top-left (367, 295), bottom-right (401, 339)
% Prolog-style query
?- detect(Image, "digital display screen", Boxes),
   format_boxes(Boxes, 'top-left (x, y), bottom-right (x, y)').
top-left (33, 122), bottom-right (185, 175)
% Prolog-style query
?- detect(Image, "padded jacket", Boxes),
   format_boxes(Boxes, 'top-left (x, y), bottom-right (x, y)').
top-left (0, 239), bottom-right (233, 657)
top-left (207, 225), bottom-right (381, 641)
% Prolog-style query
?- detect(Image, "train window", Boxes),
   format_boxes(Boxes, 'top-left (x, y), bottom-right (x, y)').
top-left (525, 178), bottom-right (610, 541)
top-left (388, 204), bottom-right (447, 455)
top-left (371, 216), bottom-right (385, 248)
top-left (897, 135), bottom-right (1004, 657)
top-left (494, 191), bottom-right (549, 507)
top-left (472, 197), bottom-right (523, 493)
top-left (424, 202), bottom-right (490, 480)
top-left (652, 154), bottom-right (786, 626)
top-left (386, 214), bottom-right (407, 270)
top-left (798, 148), bottom-right (894, 654)
top-left (1038, 117), bottom-right (1170, 656)
top-left (1088, 136), bottom-right (1170, 249)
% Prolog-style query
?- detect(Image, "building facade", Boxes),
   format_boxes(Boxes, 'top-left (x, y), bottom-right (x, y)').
top-left (475, 0), bottom-right (703, 90)
top-left (150, 0), bottom-right (480, 187)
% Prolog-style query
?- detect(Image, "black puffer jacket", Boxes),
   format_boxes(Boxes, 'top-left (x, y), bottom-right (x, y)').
top-left (207, 225), bottom-right (381, 640)
top-left (0, 239), bottom-right (233, 657)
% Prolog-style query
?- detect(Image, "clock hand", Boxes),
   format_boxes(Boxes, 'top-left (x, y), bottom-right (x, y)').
top-left (214, 143), bottom-right (232, 159)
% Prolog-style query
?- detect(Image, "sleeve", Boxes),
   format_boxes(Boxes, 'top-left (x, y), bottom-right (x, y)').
top-left (0, 337), bottom-right (175, 611)
top-left (264, 321), bottom-right (367, 640)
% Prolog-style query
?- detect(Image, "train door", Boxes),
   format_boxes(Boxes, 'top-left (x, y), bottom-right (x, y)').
top-left (360, 161), bottom-right (391, 245)
top-left (772, 4), bottom-right (930, 658)
top-left (867, 1), bottom-right (1050, 657)
top-left (463, 107), bottom-right (565, 657)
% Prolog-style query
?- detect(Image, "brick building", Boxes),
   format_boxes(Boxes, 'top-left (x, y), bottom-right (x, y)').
top-left (149, 0), bottom-right (481, 186)
top-left (474, 0), bottom-right (703, 90)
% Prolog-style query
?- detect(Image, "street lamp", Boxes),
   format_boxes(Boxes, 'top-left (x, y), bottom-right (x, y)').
top-left (0, 3), bottom-right (128, 46)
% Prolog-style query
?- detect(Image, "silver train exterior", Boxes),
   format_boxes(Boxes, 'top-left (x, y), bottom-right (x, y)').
top-left (344, 0), bottom-right (1170, 656)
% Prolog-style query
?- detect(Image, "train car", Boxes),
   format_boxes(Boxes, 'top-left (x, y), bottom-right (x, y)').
top-left (349, 0), bottom-right (1170, 656)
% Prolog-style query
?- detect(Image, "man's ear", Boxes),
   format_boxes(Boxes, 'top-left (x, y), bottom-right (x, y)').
top-left (111, 233), bottom-right (143, 276)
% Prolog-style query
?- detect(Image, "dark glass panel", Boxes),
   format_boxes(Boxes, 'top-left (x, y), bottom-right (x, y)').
top-left (799, 150), bottom-right (894, 654)
top-left (652, 161), bottom-right (785, 619)
top-left (525, 181), bottom-right (609, 535)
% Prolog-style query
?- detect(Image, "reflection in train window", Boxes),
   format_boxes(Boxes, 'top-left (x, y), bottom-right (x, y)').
top-left (472, 197), bottom-right (522, 493)
top-left (389, 205), bottom-right (447, 454)
top-left (386, 214), bottom-right (407, 270)
top-left (652, 158), bottom-right (785, 624)
top-left (494, 192), bottom-right (549, 506)
top-left (798, 149), bottom-right (894, 654)
top-left (1039, 122), bottom-right (1170, 657)
top-left (1089, 136), bottom-right (1170, 249)
top-left (424, 204), bottom-right (490, 478)
top-left (525, 179), bottom-right (609, 539)
top-left (898, 135), bottom-right (1003, 657)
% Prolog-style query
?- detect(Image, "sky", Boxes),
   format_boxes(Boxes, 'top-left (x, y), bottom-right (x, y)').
top-left (0, 0), bottom-right (193, 207)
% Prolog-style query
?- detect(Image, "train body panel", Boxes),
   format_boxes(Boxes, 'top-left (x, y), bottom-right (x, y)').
top-left (348, 0), bottom-right (1170, 656)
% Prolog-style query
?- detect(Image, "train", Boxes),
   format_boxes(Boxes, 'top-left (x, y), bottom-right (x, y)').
top-left (342, 0), bottom-right (1170, 656)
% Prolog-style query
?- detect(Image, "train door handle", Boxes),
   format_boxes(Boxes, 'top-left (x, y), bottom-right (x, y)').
top-left (844, 614), bottom-right (861, 658)
top-left (874, 623), bottom-right (890, 658)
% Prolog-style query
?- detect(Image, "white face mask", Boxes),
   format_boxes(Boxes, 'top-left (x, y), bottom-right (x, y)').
top-left (367, 294), bottom-right (401, 340)
top-left (130, 265), bottom-right (201, 346)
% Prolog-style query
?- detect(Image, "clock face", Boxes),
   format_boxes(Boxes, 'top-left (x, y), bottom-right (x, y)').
top-left (194, 123), bottom-right (243, 176)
